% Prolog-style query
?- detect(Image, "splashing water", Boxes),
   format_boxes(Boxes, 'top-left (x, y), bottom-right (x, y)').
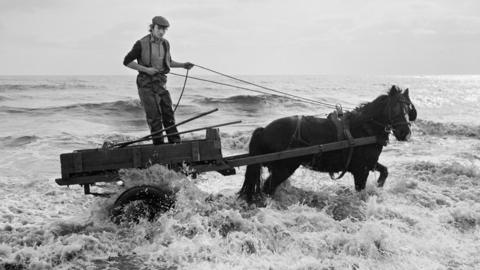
top-left (1, 75), bottom-right (480, 269)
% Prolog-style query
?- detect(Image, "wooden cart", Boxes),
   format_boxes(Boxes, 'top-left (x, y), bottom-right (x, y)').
top-left (56, 128), bottom-right (378, 191)
top-left (56, 121), bottom-right (378, 222)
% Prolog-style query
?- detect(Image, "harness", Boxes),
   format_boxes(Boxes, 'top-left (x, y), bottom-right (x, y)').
top-left (368, 97), bottom-right (412, 139)
top-left (327, 108), bottom-right (355, 180)
top-left (289, 108), bottom-right (355, 180)
top-left (290, 115), bottom-right (310, 147)
top-left (288, 96), bottom-right (412, 180)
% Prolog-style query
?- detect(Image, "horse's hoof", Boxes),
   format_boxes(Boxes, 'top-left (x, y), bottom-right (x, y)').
top-left (357, 190), bottom-right (368, 201)
top-left (238, 192), bottom-right (267, 207)
top-left (251, 194), bottom-right (267, 207)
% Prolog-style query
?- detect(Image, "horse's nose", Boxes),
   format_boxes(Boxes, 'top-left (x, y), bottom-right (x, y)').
top-left (395, 127), bottom-right (411, 141)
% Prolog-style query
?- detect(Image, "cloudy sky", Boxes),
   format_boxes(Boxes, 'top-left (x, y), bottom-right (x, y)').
top-left (0, 0), bottom-right (479, 75)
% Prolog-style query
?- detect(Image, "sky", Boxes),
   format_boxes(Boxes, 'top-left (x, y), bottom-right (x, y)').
top-left (0, 0), bottom-right (479, 75)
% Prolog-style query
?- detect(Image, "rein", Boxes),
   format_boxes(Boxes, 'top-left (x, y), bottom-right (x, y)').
top-left (170, 64), bottom-right (352, 110)
top-left (334, 95), bottom-right (412, 178)
top-left (173, 69), bottom-right (189, 112)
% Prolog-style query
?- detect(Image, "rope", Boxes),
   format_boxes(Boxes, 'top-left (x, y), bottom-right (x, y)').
top-left (173, 69), bottom-right (189, 112)
top-left (194, 64), bottom-right (350, 110)
top-left (169, 72), bottom-right (337, 108)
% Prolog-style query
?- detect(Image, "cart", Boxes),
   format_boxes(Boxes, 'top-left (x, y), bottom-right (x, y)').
top-left (55, 109), bottom-right (379, 222)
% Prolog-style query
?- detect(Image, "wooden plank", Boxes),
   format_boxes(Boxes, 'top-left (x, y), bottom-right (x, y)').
top-left (192, 136), bottom-right (379, 174)
top-left (56, 172), bottom-right (120, 186)
top-left (205, 128), bottom-right (217, 140)
top-left (58, 135), bottom-right (377, 184)
top-left (226, 136), bottom-right (378, 168)
top-left (192, 141), bottom-right (200, 161)
top-left (60, 139), bottom-right (223, 177)
top-left (60, 153), bottom-right (73, 179)
top-left (206, 128), bottom-right (222, 149)
top-left (73, 153), bottom-right (83, 173)
top-left (224, 153), bottom-right (250, 161)
top-left (198, 140), bottom-right (222, 160)
top-left (132, 148), bottom-right (141, 167)
top-left (193, 163), bottom-right (232, 174)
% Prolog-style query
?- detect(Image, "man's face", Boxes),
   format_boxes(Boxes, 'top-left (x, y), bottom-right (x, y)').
top-left (152, 25), bottom-right (168, 38)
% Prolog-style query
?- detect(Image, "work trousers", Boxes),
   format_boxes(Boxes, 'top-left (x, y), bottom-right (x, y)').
top-left (136, 73), bottom-right (180, 144)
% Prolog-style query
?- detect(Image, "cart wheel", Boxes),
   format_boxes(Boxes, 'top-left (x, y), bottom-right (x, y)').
top-left (111, 185), bottom-right (175, 224)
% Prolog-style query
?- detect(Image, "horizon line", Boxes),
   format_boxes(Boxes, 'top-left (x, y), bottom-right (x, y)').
top-left (1, 73), bottom-right (480, 77)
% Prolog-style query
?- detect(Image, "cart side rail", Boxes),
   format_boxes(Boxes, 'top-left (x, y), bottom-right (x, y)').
top-left (193, 136), bottom-right (379, 173)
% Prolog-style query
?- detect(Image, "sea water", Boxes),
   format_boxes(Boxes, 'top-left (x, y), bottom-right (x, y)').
top-left (0, 74), bottom-right (479, 269)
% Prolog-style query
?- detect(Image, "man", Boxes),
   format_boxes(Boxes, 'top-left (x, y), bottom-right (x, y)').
top-left (123, 16), bottom-right (194, 144)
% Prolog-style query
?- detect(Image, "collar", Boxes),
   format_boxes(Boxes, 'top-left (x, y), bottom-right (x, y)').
top-left (150, 34), bottom-right (164, 44)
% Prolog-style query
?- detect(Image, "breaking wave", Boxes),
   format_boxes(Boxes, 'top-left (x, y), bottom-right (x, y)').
top-left (398, 160), bottom-right (480, 211)
top-left (0, 135), bottom-right (40, 147)
top-left (413, 119), bottom-right (480, 138)
top-left (405, 160), bottom-right (480, 193)
top-left (0, 83), bottom-right (100, 91)
top-left (220, 131), bottom-right (252, 151)
top-left (2, 75), bottom-right (480, 269)
top-left (198, 94), bottom-right (312, 108)
top-left (5, 163), bottom-right (477, 269)
top-left (0, 165), bottom-right (397, 269)
top-left (1, 160), bottom-right (479, 269)
top-left (407, 160), bottom-right (480, 179)
top-left (0, 99), bottom-right (144, 117)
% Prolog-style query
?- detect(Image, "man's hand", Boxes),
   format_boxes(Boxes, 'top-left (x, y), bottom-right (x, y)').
top-left (184, 62), bottom-right (194, 70)
top-left (144, 67), bottom-right (159, 75)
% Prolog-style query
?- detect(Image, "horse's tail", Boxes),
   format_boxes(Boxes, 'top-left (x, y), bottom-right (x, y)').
top-left (239, 127), bottom-right (265, 202)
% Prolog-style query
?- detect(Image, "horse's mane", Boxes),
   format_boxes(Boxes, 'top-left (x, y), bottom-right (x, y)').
top-left (350, 85), bottom-right (403, 121)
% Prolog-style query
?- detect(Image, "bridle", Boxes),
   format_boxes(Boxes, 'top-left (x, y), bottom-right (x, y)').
top-left (370, 96), bottom-right (412, 134)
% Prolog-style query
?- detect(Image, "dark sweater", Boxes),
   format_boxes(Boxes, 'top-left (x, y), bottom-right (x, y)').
top-left (123, 41), bottom-right (142, 66)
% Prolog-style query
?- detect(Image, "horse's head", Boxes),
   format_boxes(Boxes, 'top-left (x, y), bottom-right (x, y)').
top-left (385, 86), bottom-right (416, 141)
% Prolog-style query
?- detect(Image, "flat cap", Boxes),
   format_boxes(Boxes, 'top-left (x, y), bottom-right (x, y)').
top-left (152, 16), bottom-right (170, 27)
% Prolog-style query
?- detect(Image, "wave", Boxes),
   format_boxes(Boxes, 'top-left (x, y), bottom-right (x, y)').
top-left (0, 135), bottom-right (39, 147)
top-left (197, 94), bottom-right (312, 107)
top-left (402, 160), bottom-right (480, 214)
top-left (220, 130), bottom-right (252, 151)
top-left (0, 83), bottom-right (100, 91)
top-left (0, 133), bottom-right (145, 149)
top-left (407, 160), bottom-right (479, 179)
top-left (1, 161), bottom-right (477, 269)
top-left (0, 99), bottom-right (144, 116)
top-left (413, 119), bottom-right (480, 138)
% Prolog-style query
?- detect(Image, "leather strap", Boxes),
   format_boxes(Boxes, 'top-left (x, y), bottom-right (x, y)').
top-left (329, 117), bottom-right (355, 180)
top-left (289, 116), bottom-right (310, 147)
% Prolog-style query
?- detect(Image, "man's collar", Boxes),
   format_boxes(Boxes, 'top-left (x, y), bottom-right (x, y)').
top-left (150, 34), bottom-right (164, 44)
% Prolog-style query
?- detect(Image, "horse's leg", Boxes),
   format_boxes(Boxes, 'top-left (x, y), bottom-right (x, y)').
top-left (374, 162), bottom-right (388, 187)
top-left (239, 127), bottom-right (265, 202)
top-left (352, 167), bottom-right (369, 191)
top-left (263, 160), bottom-right (299, 196)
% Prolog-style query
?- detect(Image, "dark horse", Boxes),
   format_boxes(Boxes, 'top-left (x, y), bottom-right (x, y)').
top-left (239, 85), bottom-right (416, 202)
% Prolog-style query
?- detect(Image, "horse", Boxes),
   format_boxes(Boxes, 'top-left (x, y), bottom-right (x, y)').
top-left (374, 88), bottom-right (416, 187)
top-left (238, 85), bottom-right (416, 203)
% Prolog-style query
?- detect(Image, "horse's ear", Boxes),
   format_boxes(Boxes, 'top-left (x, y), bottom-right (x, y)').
top-left (403, 88), bottom-right (409, 97)
top-left (388, 85), bottom-right (397, 96)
